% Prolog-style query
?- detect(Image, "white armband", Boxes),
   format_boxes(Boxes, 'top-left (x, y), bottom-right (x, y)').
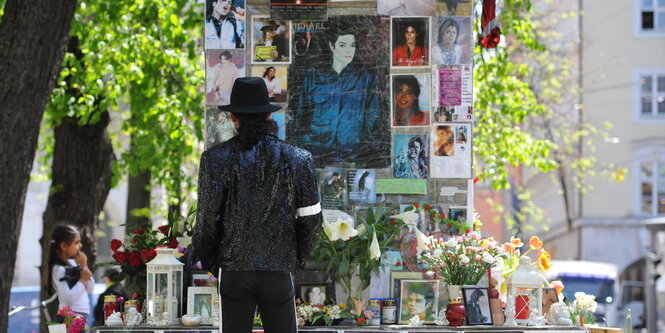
top-left (297, 202), bottom-right (321, 218)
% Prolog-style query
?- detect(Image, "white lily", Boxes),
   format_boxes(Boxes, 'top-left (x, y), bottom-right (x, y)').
top-left (330, 217), bottom-right (358, 241)
top-left (369, 231), bottom-right (381, 260)
top-left (356, 223), bottom-right (367, 237)
top-left (414, 228), bottom-right (432, 255)
top-left (322, 217), bottom-right (333, 240)
top-left (390, 209), bottom-right (419, 228)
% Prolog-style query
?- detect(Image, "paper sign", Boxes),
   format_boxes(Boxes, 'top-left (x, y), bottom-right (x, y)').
top-left (376, 179), bottom-right (427, 194)
top-left (47, 324), bottom-right (67, 333)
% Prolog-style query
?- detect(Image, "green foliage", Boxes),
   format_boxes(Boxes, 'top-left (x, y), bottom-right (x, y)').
top-left (474, 0), bottom-right (620, 232)
top-left (42, 0), bottom-right (204, 208)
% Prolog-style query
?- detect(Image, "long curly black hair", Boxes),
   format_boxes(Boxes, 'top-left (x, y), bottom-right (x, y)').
top-left (232, 112), bottom-right (278, 149)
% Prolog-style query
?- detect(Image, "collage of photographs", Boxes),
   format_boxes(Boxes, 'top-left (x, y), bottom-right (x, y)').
top-left (203, 0), bottom-right (476, 245)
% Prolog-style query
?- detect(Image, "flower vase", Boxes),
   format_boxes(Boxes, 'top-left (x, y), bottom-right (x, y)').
top-left (447, 285), bottom-right (463, 300)
top-left (445, 297), bottom-right (466, 326)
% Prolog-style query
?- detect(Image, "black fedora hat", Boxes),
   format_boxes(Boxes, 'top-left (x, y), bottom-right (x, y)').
top-left (260, 21), bottom-right (280, 32)
top-left (218, 77), bottom-right (282, 114)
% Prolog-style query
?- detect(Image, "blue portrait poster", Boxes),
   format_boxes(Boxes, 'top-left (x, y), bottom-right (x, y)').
top-left (393, 133), bottom-right (429, 179)
top-left (287, 16), bottom-right (391, 168)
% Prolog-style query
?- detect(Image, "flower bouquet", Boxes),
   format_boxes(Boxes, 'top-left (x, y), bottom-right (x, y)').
top-left (500, 236), bottom-right (552, 293)
top-left (420, 231), bottom-right (506, 285)
top-left (568, 292), bottom-right (598, 325)
top-left (313, 203), bottom-right (402, 304)
top-left (296, 298), bottom-right (348, 326)
top-left (49, 306), bottom-right (87, 333)
top-left (349, 298), bottom-right (376, 326)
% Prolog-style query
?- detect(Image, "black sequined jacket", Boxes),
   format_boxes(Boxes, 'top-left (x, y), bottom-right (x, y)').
top-left (192, 134), bottom-right (322, 274)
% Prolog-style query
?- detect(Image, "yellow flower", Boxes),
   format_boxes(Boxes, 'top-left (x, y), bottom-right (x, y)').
top-left (339, 303), bottom-right (346, 309)
top-left (529, 236), bottom-right (543, 251)
top-left (510, 236), bottom-right (524, 248)
top-left (537, 249), bottom-right (551, 271)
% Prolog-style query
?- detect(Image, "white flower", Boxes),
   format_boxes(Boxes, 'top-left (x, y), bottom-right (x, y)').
top-left (322, 217), bottom-right (334, 240)
top-left (369, 231), bottom-right (381, 260)
top-left (482, 252), bottom-right (496, 264)
top-left (459, 254), bottom-right (470, 264)
top-left (390, 209), bottom-right (419, 228)
top-left (415, 228), bottom-right (432, 255)
top-left (432, 249), bottom-right (443, 258)
top-left (326, 305), bottom-right (341, 319)
top-left (356, 224), bottom-right (367, 237)
top-left (330, 217), bottom-right (358, 241)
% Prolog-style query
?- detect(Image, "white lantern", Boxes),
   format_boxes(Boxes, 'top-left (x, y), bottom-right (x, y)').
top-left (146, 247), bottom-right (184, 325)
top-left (504, 256), bottom-right (545, 326)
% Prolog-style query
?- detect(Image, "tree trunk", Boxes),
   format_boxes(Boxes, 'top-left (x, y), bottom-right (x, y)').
top-left (125, 168), bottom-right (152, 231)
top-left (39, 111), bottom-right (115, 331)
top-left (0, 0), bottom-right (77, 331)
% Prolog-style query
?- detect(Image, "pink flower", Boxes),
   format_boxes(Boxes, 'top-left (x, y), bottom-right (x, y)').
top-left (475, 254), bottom-right (481, 261)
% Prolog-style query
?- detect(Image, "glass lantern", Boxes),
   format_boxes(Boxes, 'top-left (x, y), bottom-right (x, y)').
top-left (146, 247), bottom-right (184, 325)
top-left (504, 256), bottom-right (544, 326)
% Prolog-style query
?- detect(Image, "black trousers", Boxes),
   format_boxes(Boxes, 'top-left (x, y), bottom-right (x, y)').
top-left (219, 271), bottom-right (297, 333)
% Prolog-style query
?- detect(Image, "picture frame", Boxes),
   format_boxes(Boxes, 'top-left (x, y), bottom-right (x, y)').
top-left (250, 16), bottom-right (292, 64)
top-left (542, 287), bottom-right (558, 318)
top-left (187, 286), bottom-right (218, 325)
top-left (462, 287), bottom-right (492, 325)
top-left (389, 271), bottom-right (422, 298)
top-left (390, 16), bottom-right (431, 68)
top-left (398, 279), bottom-right (439, 324)
top-left (191, 269), bottom-right (213, 287)
top-left (297, 283), bottom-right (331, 306)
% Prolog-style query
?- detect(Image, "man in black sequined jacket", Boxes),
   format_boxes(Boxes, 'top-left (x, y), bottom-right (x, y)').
top-left (193, 77), bottom-right (322, 333)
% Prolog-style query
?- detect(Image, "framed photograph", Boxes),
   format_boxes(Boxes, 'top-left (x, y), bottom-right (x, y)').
top-left (389, 271), bottom-right (422, 298)
top-left (462, 287), bottom-right (492, 325)
top-left (432, 16), bottom-right (472, 66)
top-left (297, 284), bottom-right (329, 306)
top-left (391, 73), bottom-right (431, 128)
top-left (398, 279), bottom-right (439, 324)
top-left (542, 287), bottom-right (558, 317)
top-left (187, 286), bottom-right (218, 325)
top-left (392, 133), bottom-right (429, 179)
top-left (204, 0), bottom-right (246, 50)
top-left (250, 65), bottom-right (288, 103)
top-left (205, 50), bottom-right (246, 106)
top-left (251, 16), bottom-right (291, 64)
top-left (391, 17), bottom-right (431, 68)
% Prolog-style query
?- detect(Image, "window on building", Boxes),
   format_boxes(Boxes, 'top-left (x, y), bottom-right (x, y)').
top-left (639, 73), bottom-right (665, 118)
top-left (640, 0), bottom-right (665, 32)
top-left (639, 158), bottom-right (665, 215)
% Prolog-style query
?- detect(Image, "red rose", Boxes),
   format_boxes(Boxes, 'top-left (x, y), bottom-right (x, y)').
top-left (447, 223), bottom-right (452, 228)
top-left (167, 238), bottom-right (179, 248)
top-left (473, 177), bottom-right (479, 185)
top-left (425, 204), bottom-right (431, 210)
top-left (465, 228), bottom-right (472, 234)
top-left (357, 318), bottom-right (366, 323)
top-left (439, 213), bottom-right (445, 219)
top-left (140, 249), bottom-right (151, 261)
top-left (113, 251), bottom-right (127, 263)
top-left (129, 251), bottom-right (142, 267)
top-left (149, 248), bottom-right (157, 260)
top-left (396, 261), bottom-right (402, 266)
top-left (158, 225), bottom-right (169, 236)
top-left (413, 202), bottom-right (420, 208)
top-left (133, 228), bottom-right (144, 235)
top-left (110, 239), bottom-right (122, 252)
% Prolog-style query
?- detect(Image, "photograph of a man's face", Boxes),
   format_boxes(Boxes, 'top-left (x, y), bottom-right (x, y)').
top-left (204, 0), bottom-right (246, 50)
top-left (393, 134), bottom-right (429, 179)
top-left (399, 280), bottom-right (438, 324)
top-left (391, 17), bottom-right (430, 67)
top-left (391, 74), bottom-right (431, 127)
